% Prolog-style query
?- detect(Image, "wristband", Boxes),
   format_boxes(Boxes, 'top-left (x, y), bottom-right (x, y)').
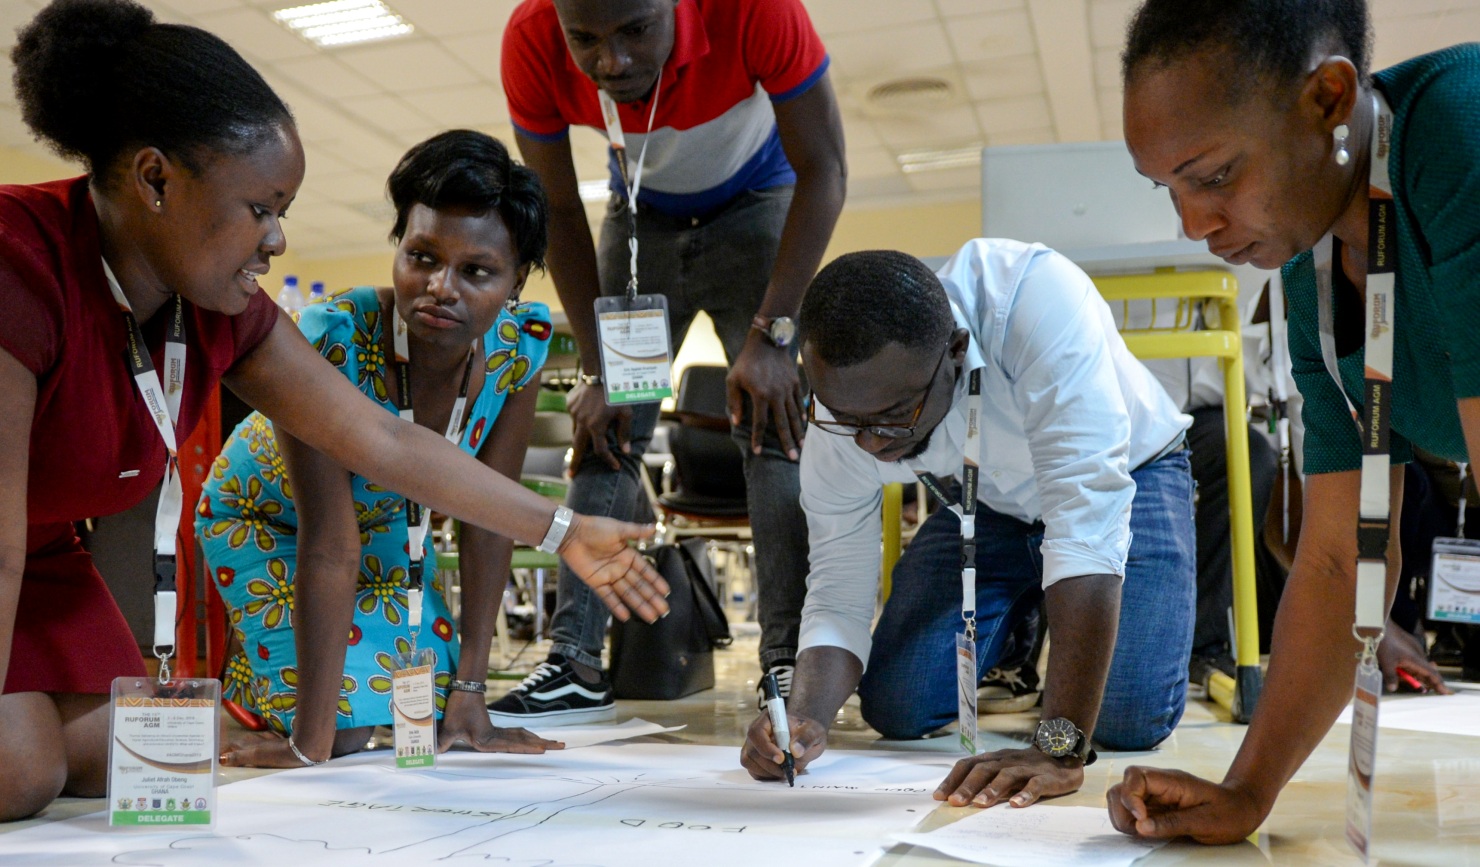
top-left (579, 372), bottom-right (602, 386)
top-left (538, 505), bottom-right (574, 554)
top-left (447, 679), bottom-right (488, 694)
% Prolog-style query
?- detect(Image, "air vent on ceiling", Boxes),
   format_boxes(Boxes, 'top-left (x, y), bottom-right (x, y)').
top-left (864, 76), bottom-right (957, 114)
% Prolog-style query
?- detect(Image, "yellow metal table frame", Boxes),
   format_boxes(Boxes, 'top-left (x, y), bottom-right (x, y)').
top-left (880, 268), bottom-right (1262, 722)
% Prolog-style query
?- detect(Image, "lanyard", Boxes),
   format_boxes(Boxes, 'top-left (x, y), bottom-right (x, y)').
top-left (1314, 92), bottom-right (1397, 649)
top-left (1267, 272), bottom-right (1293, 541)
top-left (102, 259), bottom-right (186, 682)
top-left (909, 369), bottom-right (984, 640)
top-left (598, 78), bottom-right (662, 301)
top-left (391, 306), bottom-right (476, 636)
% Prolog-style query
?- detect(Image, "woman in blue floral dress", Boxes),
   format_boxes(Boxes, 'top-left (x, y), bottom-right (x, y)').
top-left (199, 130), bottom-right (565, 765)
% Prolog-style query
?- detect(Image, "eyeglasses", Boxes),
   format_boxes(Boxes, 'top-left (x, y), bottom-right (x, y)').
top-left (808, 348), bottom-right (949, 440)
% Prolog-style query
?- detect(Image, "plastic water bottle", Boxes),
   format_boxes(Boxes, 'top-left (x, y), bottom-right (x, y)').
top-left (309, 280), bottom-right (326, 302)
top-left (276, 275), bottom-right (303, 314)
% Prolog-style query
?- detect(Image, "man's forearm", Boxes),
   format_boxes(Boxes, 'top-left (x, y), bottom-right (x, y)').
top-left (1040, 574), bottom-right (1122, 737)
top-left (791, 645), bottom-right (864, 725)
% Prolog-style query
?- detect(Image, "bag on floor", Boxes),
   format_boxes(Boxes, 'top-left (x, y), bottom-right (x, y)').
top-left (608, 538), bottom-right (732, 700)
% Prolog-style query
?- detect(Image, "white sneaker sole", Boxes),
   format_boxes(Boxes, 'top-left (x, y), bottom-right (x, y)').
top-left (977, 692), bottom-right (1041, 714)
top-left (487, 704), bottom-right (617, 727)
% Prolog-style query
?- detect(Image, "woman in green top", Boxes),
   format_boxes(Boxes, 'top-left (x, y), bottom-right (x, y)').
top-left (1112, 0), bottom-right (1478, 844)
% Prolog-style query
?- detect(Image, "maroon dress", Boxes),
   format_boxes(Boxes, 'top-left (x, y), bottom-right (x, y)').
top-left (0, 176), bottom-right (280, 694)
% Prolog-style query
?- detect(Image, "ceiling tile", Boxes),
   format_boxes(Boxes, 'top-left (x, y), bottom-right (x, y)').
top-left (336, 40), bottom-right (481, 91)
top-left (152, 0), bottom-right (243, 15)
top-left (1088, 0), bottom-right (1138, 49)
top-left (1097, 88), bottom-right (1124, 132)
top-left (975, 95), bottom-right (1053, 137)
top-left (0, 2), bottom-right (42, 49)
top-left (403, 84), bottom-right (508, 128)
top-left (985, 126), bottom-right (1055, 147)
top-left (323, 133), bottom-right (410, 174)
top-left (872, 103), bottom-right (982, 151)
top-left (1372, 0), bottom-right (1474, 20)
top-left (286, 197), bottom-right (382, 229)
top-left (194, 7), bottom-right (318, 62)
top-left (943, 10), bottom-right (1035, 62)
top-left (340, 93), bottom-right (440, 135)
top-left (300, 143), bottom-right (357, 176)
top-left (933, 0), bottom-right (1025, 18)
top-left (1373, 10), bottom-right (1480, 69)
top-left (442, 32), bottom-right (503, 82)
top-left (960, 55), bottom-right (1045, 102)
top-left (805, 0), bottom-right (937, 37)
top-left (387, 0), bottom-right (512, 38)
top-left (835, 116), bottom-right (882, 150)
top-left (1092, 46), bottom-right (1121, 91)
top-left (274, 56), bottom-right (384, 101)
top-left (824, 21), bottom-right (953, 82)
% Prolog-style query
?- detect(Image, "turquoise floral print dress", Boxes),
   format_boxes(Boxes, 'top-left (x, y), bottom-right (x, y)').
top-left (197, 286), bottom-right (551, 733)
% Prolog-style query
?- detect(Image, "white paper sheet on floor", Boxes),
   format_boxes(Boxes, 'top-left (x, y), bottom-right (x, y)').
top-left (1335, 691), bottom-right (1480, 736)
top-left (893, 804), bottom-right (1168, 867)
top-left (0, 744), bottom-right (949, 866)
top-left (526, 717), bottom-right (686, 748)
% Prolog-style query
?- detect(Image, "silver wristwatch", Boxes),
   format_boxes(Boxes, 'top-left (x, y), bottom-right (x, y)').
top-left (537, 505), bottom-right (574, 554)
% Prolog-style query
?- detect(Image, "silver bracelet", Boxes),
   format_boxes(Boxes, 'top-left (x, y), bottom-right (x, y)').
top-left (446, 678), bottom-right (488, 694)
top-left (537, 505), bottom-right (574, 554)
top-left (287, 733), bottom-right (328, 767)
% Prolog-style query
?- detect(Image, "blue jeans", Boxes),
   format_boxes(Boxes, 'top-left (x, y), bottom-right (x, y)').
top-left (858, 450), bottom-right (1196, 750)
top-left (549, 186), bottom-right (810, 672)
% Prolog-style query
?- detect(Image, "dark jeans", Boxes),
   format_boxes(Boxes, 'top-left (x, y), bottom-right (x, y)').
top-left (1186, 407), bottom-right (1285, 658)
top-left (549, 186), bottom-right (809, 672)
top-left (857, 451), bottom-right (1197, 750)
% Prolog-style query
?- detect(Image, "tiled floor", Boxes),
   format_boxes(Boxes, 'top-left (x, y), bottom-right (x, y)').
top-left (5, 626), bottom-right (1478, 865)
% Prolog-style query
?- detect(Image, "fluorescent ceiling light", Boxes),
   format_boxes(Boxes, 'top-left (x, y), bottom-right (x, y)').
top-left (578, 179), bottom-right (611, 203)
top-left (896, 144), bottom-right (983, 174)
top-left (274, 0), bottom-right (413, 48)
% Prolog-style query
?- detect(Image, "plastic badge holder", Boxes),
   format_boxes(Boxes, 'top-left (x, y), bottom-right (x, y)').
top-left (108, 676), bottom-right (220, 828)
top-left (594, 293), bottom-right (674, 406)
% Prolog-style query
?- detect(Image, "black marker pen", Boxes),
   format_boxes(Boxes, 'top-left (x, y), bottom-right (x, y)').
top-left (760, 671), bottom-right (794, 787)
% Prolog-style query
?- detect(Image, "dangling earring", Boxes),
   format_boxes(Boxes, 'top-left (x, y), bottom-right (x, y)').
top-left (505, 296), bottom-right (521, 312)
top-left (1333, 123), bottom-right (1351, 166)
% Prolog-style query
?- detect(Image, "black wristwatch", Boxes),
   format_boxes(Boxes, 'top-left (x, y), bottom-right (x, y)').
top-left (1032, 717), bottom-right (1097, 765)
top-left (751, 314), bottom-right (796, 348)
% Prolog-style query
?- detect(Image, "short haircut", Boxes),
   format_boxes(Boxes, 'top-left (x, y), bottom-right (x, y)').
top-left (1122, 0), bottom-right (1373, 99)
top-left (387, 130), bottom-right (549, 270)
top-left (12, 0), bottom-right (293, 180)
top-left (800, 250), bottom-right (955, 369)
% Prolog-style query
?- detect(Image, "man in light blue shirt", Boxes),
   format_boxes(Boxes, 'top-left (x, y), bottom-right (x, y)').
top-left (741, 240), bottom-right (1195, 809)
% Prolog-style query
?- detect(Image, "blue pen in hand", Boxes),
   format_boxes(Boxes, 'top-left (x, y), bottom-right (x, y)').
top-left (760, 672), bottom-right (795, 786)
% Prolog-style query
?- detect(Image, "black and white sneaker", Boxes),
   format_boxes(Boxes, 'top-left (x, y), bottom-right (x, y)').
top-left (755, 662), bottom-right (795, 711)
top-left (487, 655), bottom-right (616, 726)
top-left (977, 664), bottom-right (1040, 714)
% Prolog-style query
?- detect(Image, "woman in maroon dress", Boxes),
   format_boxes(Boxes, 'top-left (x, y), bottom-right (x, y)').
top-left (0, 0), bottom-right (668, 822)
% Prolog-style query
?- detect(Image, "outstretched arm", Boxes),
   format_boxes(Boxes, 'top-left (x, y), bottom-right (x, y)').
top-left (223, 313), bottom-right (670, 622)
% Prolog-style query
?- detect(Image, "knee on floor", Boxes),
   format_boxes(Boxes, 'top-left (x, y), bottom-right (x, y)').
top-left (0, 749), bottom-right (67, 822)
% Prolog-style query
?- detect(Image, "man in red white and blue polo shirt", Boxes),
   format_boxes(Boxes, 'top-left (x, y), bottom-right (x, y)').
top-left (490, 0), bottom-right (846, 725)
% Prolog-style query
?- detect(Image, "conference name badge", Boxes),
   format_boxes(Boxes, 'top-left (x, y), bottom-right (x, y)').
top-left (1344, 659), bottom-right (1382, 861)
top-left (107, 676), bottom-right (219, 828)
top-left (392, 657), bottom-right (438, 770)
top-left (955, 632), bottom-right (979, 756)
top-left (1428, 536), bottom-right (1480, 624)
top-left (594, 294), bottom-right (674, 406)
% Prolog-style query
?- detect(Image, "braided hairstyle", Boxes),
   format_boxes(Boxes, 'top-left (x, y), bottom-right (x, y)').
top-left (1122, 0), bottom-right (1372, 102)
top-left (12, 0), bottom-right (293, 181)
top-left (387, 129), bottom-right (549, 270)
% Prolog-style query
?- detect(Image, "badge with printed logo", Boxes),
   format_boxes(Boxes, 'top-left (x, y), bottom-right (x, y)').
top-left (1345, 659), bottom-right (1382, 861)
top-left (107, 677), bottom-right (219, 828)
top-left (956, 633), bottom-right (979, 756)
top-left (392, 646), bottom-right (438, 770)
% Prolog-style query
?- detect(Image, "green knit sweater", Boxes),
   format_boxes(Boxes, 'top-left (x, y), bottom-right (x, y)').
top-left (1286, 43), bottom-right (1480, 475)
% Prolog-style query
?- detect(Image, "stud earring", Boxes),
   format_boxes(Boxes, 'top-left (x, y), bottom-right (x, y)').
top-left (154, 199), bottom-right (162, 208)
top-left (505, 297), bottom-right (521, 312)
top-left (1333, 123), bottom-right (1351, 166)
